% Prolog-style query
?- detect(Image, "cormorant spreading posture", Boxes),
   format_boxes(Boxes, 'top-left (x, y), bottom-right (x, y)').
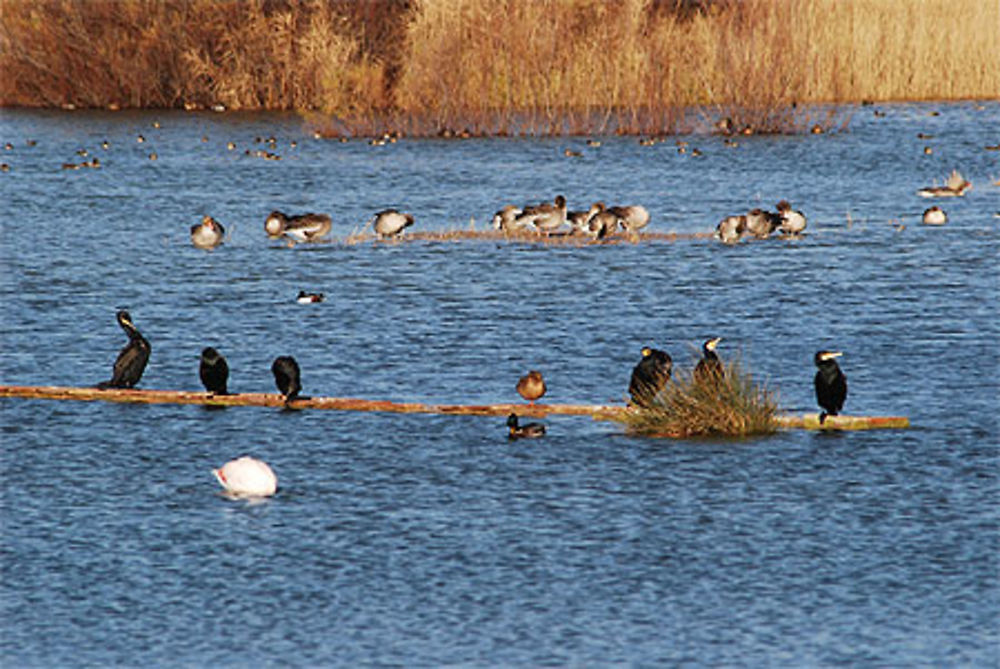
top-left (97, 310), bottom-right (151, 389)
top-left (814, 350), bottom-right (848, 424)
top-left (199, 347), bottom-right (229, 395)
top-left (516, 370), bottom-right (547, 405)
top-left (629, 347), bottom-right (673, 407)
top-left (271, 355), bottom-right (302, 403)
top-left (694, 337), bottom-right (724, 384)
top-left (507, 413), bottom-right (546, 439)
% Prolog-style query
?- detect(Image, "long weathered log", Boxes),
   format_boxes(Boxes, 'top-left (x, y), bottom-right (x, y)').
top-left (0, 385), bottom-right (909, 430)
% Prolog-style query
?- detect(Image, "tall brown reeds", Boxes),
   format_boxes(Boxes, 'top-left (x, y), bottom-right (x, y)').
top-left (2, 0), bottom-right (996, 134)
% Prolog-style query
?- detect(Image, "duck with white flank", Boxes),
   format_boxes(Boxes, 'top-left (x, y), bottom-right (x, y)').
top-left (776, 200), bottom-right (807, 236)
top-left (629, 347), bottom-right (672, 407)
top-left (296, 291), bottom-right (325, 304)
top-left (213, 456), bottom-right (277, 498)
top-left (507, 413), bottom-right (546, 440)
top-left (922, 206), bottom-right (947, 225)
top-left (492, 204), bottom-right (531, 233)
top-left (587, 208), bottom-right (621, 239)
top-left (744, 208), bottom-right (782, 238)
top-left (814, 350), bottom-right (848, 424)
top-left (97, 310), bottom-right (151, 389)
top-left (567, 201), bottom-right (605, 235)
top-left (265, 210), bottom-right (332, 242)
top-left (199, 347), bottom-right (229, 395)
top-left (190, 215), bottom-right (225, 249)
top-left (608, 205), bottom-right (650, 233)
top-left (372, 209), bottom-right (414, 238)
top-left (716, 215), bottom-right (746, 244)
top-left (917, 169), bottom-right (971, 197)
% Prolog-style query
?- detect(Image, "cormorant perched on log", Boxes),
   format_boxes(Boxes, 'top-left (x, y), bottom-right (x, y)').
top-left (694, 337), bottom-right (724, 384)
top-left (507, 413), bottom-right (546, 439)
top-left (814, 350), bottom-right (848, 424)
top-left (629, 346), bottom-right (672, 407)
top-left (199, 347), bottom-right (229, 395)
top-left (97, 310), bottom-right (150, 389)
top-left (271, 356), bottom-right (301, 403)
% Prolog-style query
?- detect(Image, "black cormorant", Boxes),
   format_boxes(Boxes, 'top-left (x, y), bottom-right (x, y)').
top-left (814, 350), bottom-right (848, 424)
top-left (199, 347), bottom-right (229, 395)
top-left (694, 337), bottom-right (724, 384)
top-left (516, 370), bottom-right (546, 405)
top-left (97, 310), bottom-right (151, 389)
top-left (507, 413), bottom-right (546, 439)
top-left (629, 346), bottom-right (673, 407)
top-left (271, 356), bottom-right (301, 402)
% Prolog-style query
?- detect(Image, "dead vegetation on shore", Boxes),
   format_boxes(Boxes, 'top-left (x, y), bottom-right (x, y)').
top-left (2, 0), bottom-right (996, 135)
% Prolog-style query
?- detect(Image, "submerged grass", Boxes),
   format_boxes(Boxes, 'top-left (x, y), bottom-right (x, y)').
top-left (2, 0), bottom-right (996, 135)
top-left (619, 357), bottom-right (779, 438)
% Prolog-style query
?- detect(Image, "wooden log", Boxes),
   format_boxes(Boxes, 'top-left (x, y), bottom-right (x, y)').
top-left (774, 413), bottom-right (910, 430)
top-left (0, 385), bottom-right (908, 430)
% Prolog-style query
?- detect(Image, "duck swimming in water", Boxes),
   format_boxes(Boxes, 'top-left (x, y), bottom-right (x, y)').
top-left (372, 209), bottom-right (415, 238)
top-left (516, 370), bottom-right (546, 405)
top-left (814, 350), bottom-right (848, 424)
top-left (296, 291), bottom-right (325, 304)
top-left (199, 347), bottom-right (229, 395)
top-left (265, 210), bottom-right (332, 242)
top-left (213, 456), bottom-right (277, 498)
top-left (694, 337), bottom-right (724, 384)
top-left (97, 310), bottom-right (151, 389)
top-left (271, 355), bottom-right (302, 403)
top-left (922, 206), bottom-right (947, 225)
top-left (190, 215), bottom-right (225, 249)
top-left (507, 413), bottom-right (546, 439)
top-left (629, 347), bottom-right (672, 407)
top-left (917, 169), bottom-right (971, 197)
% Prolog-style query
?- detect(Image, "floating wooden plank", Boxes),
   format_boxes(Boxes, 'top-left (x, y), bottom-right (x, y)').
top-left (0, 385), bottom-right (908, 430)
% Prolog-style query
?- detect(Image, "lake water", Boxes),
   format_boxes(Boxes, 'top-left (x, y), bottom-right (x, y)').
top-left (1, 103), bottom-right (998, 666)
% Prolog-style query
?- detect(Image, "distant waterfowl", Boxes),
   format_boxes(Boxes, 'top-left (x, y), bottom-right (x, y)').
top-left (629, 347), bottom-right (672, 407)
top-left (265, 210), bottom-right (332, 242)
top-left (507, 413), bottom-right (546, 439)
top-left (814, 350), bottom-right (848, 424)
top-left (296, 291), bottom-right (325, 304)
top-left (213, 456), bottom-right (277, 498)
top-left (0, 163), bottom-right (9, 172)
top-left (917, 169), bottom-right (971, 197)
top-left (190, 215), bottom-right (225, 249)
top-left (608, 204), bottom-right (651, 233)
top-left (523, 195), bottom-right (568, 234)
top-left (567, 201), bottom-right (605, 235)
top-left (716, 215), bottom-right (746, 244)
top-left (563, 148), bottom-right (582, 158)
top-left (744, 208), bottom-right (782, 238)
top-left (372, 209), bottom-right (415, 238)
top-left (694, 337), bottom-right (724, 384)
top-left (97, 310), bottom-right (151, 389)
top-left (271, 356), bottom-right (302, 402)
top-left (776, 200), bottom-right (807, 235)
top-left (516, 370), bottom-right (546, 405)
top-left (492, 204), bottom-right (527, 232)
top-left (922, 206), bottom-right (947, 225)
top-left (587, 209), bottom-right (620, 239)
top-left (199, 347), bottom-right (229, 395)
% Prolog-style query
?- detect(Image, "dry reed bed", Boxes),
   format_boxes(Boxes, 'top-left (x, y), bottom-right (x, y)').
top-left (2, 0), bottom-right (997, 135)
top-left (337, 229), bottom-right (715, 246)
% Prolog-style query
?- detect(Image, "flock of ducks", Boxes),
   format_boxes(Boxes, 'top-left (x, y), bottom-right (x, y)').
top-left (715, 200), bottom-right (808, 244)
top-left (491, 196), bottom-right (650, 238)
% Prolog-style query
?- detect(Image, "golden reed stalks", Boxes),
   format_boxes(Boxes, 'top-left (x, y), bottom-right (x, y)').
top-left (2, 0), bottom-right (996, 135)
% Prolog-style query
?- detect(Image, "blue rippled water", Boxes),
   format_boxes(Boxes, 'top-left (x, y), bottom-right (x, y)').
top-left (1, 103), bottom-right (998, 666)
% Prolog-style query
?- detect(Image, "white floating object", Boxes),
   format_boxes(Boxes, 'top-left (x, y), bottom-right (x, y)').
top-left (212, 456), bottom-right (277, 498)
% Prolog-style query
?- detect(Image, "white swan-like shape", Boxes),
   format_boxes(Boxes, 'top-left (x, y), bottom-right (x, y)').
top-left (212, 456), bottom-right (277, 498)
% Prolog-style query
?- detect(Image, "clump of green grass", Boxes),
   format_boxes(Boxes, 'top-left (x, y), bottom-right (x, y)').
top-left (619, 357), bottom-right (778, 438)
